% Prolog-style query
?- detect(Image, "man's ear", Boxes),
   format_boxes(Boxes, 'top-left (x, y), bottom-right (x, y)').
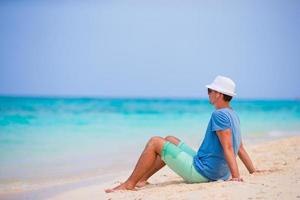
top-left (217, 93), bottom-right (223, 100)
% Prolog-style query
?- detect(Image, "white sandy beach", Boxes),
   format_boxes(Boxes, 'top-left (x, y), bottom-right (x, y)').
top-left (44, 136), bottom-right (300, 200)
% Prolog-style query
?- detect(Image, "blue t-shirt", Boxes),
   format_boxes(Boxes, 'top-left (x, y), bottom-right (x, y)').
top-left (193, 108), bottom-right (241, 181)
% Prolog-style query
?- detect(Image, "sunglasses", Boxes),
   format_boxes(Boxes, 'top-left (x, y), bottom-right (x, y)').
top-left (207, 88), bottom-right (213, 94)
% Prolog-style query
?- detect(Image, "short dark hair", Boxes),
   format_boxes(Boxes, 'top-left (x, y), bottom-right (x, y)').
top-left (223, 94), bottom-right (233, 102)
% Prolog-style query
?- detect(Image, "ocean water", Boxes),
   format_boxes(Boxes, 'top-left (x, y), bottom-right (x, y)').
top-left (0, 97), bottom-right (299, 192)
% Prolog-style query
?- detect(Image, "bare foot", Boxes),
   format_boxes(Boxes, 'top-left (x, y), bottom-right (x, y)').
top-left (136, 180), bottom-right (150, 188)
top-left (105, 183), bottom-right (136, 193)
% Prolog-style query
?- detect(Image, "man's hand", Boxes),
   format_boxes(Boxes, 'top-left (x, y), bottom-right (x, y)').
top-left (251, 169), bottom-right (274, 174)
top-left (229, 177), bottom-right (244, 182)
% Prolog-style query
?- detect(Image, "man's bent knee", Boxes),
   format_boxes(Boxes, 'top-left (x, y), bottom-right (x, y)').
top-left (147, 136), bottom-right (165, 153)
top-left (164, 136), bottom-right (180, 145)
top-left (148, 136), bottom-right (164, 146)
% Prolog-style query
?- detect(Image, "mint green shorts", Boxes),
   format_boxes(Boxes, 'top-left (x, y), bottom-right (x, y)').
top-left (161, 141), bottom-right (209, 183)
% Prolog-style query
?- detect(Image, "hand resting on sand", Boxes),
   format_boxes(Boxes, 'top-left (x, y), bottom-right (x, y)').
top-left (229, 177), bottom-right (244, 182)
top-left (251, 169), bottom-right (274, 174)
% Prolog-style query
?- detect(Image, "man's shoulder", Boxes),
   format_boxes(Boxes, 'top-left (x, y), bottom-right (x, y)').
top-left (212, 108), bottom-right (230, 117)
top-left (211, 108), bottom-right (238, 123)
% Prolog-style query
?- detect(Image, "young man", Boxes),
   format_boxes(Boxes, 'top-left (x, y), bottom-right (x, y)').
top-left (105, 75), bottom-right (261, 193)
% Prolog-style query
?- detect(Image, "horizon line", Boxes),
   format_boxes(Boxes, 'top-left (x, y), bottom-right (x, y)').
top-left (0, 94), bottom-right (299, 101)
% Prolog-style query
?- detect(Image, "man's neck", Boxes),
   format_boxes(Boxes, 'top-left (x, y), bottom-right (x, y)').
top-left (215, 101), bottom-right (230, 110)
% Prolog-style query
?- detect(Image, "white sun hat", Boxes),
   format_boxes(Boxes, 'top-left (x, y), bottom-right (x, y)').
top-left (206, 75), bottom-right (236, 96)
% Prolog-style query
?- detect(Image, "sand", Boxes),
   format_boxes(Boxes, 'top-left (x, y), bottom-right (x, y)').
top-left (44, 136), bottom-right (300, 200)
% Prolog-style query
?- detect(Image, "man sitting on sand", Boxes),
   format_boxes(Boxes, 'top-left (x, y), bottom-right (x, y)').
top-left (106, 75), bottom-right (263, 193)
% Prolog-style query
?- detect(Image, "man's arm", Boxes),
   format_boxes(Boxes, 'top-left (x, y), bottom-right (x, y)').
top-left (238, 142), bottom-right (256, 173)
top-left (216, 129), bottom-right (243, 181)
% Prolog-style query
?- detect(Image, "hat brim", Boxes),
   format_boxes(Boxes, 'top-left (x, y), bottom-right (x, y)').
top-left (205, 84), bottom-right (236, 97)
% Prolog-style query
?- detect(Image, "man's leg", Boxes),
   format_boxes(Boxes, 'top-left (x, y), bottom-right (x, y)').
top-left (136, 136), bottom-right (180, 187)
top-left (105, 136), bottom-right (169, 193)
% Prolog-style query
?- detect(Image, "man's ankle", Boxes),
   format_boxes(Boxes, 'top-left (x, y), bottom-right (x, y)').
top-left (124, 180), bottom-right (136, 189)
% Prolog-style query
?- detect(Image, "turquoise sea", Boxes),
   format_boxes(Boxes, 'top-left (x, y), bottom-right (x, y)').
top-left (0, 97), bottom-right (300, 194)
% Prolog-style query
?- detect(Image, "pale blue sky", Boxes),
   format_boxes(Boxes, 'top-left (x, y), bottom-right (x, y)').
top-left (0, 0), bottom-right (299, 99)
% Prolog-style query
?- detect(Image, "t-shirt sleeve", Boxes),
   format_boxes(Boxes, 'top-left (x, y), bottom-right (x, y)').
top-left (211, 110), bottom-right (231, 131)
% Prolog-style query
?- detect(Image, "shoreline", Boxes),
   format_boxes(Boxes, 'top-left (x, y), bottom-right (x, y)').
top-left (0, 169), bottom-right (135, 200)
top-left (2, 135), bottom-right (299, 200)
